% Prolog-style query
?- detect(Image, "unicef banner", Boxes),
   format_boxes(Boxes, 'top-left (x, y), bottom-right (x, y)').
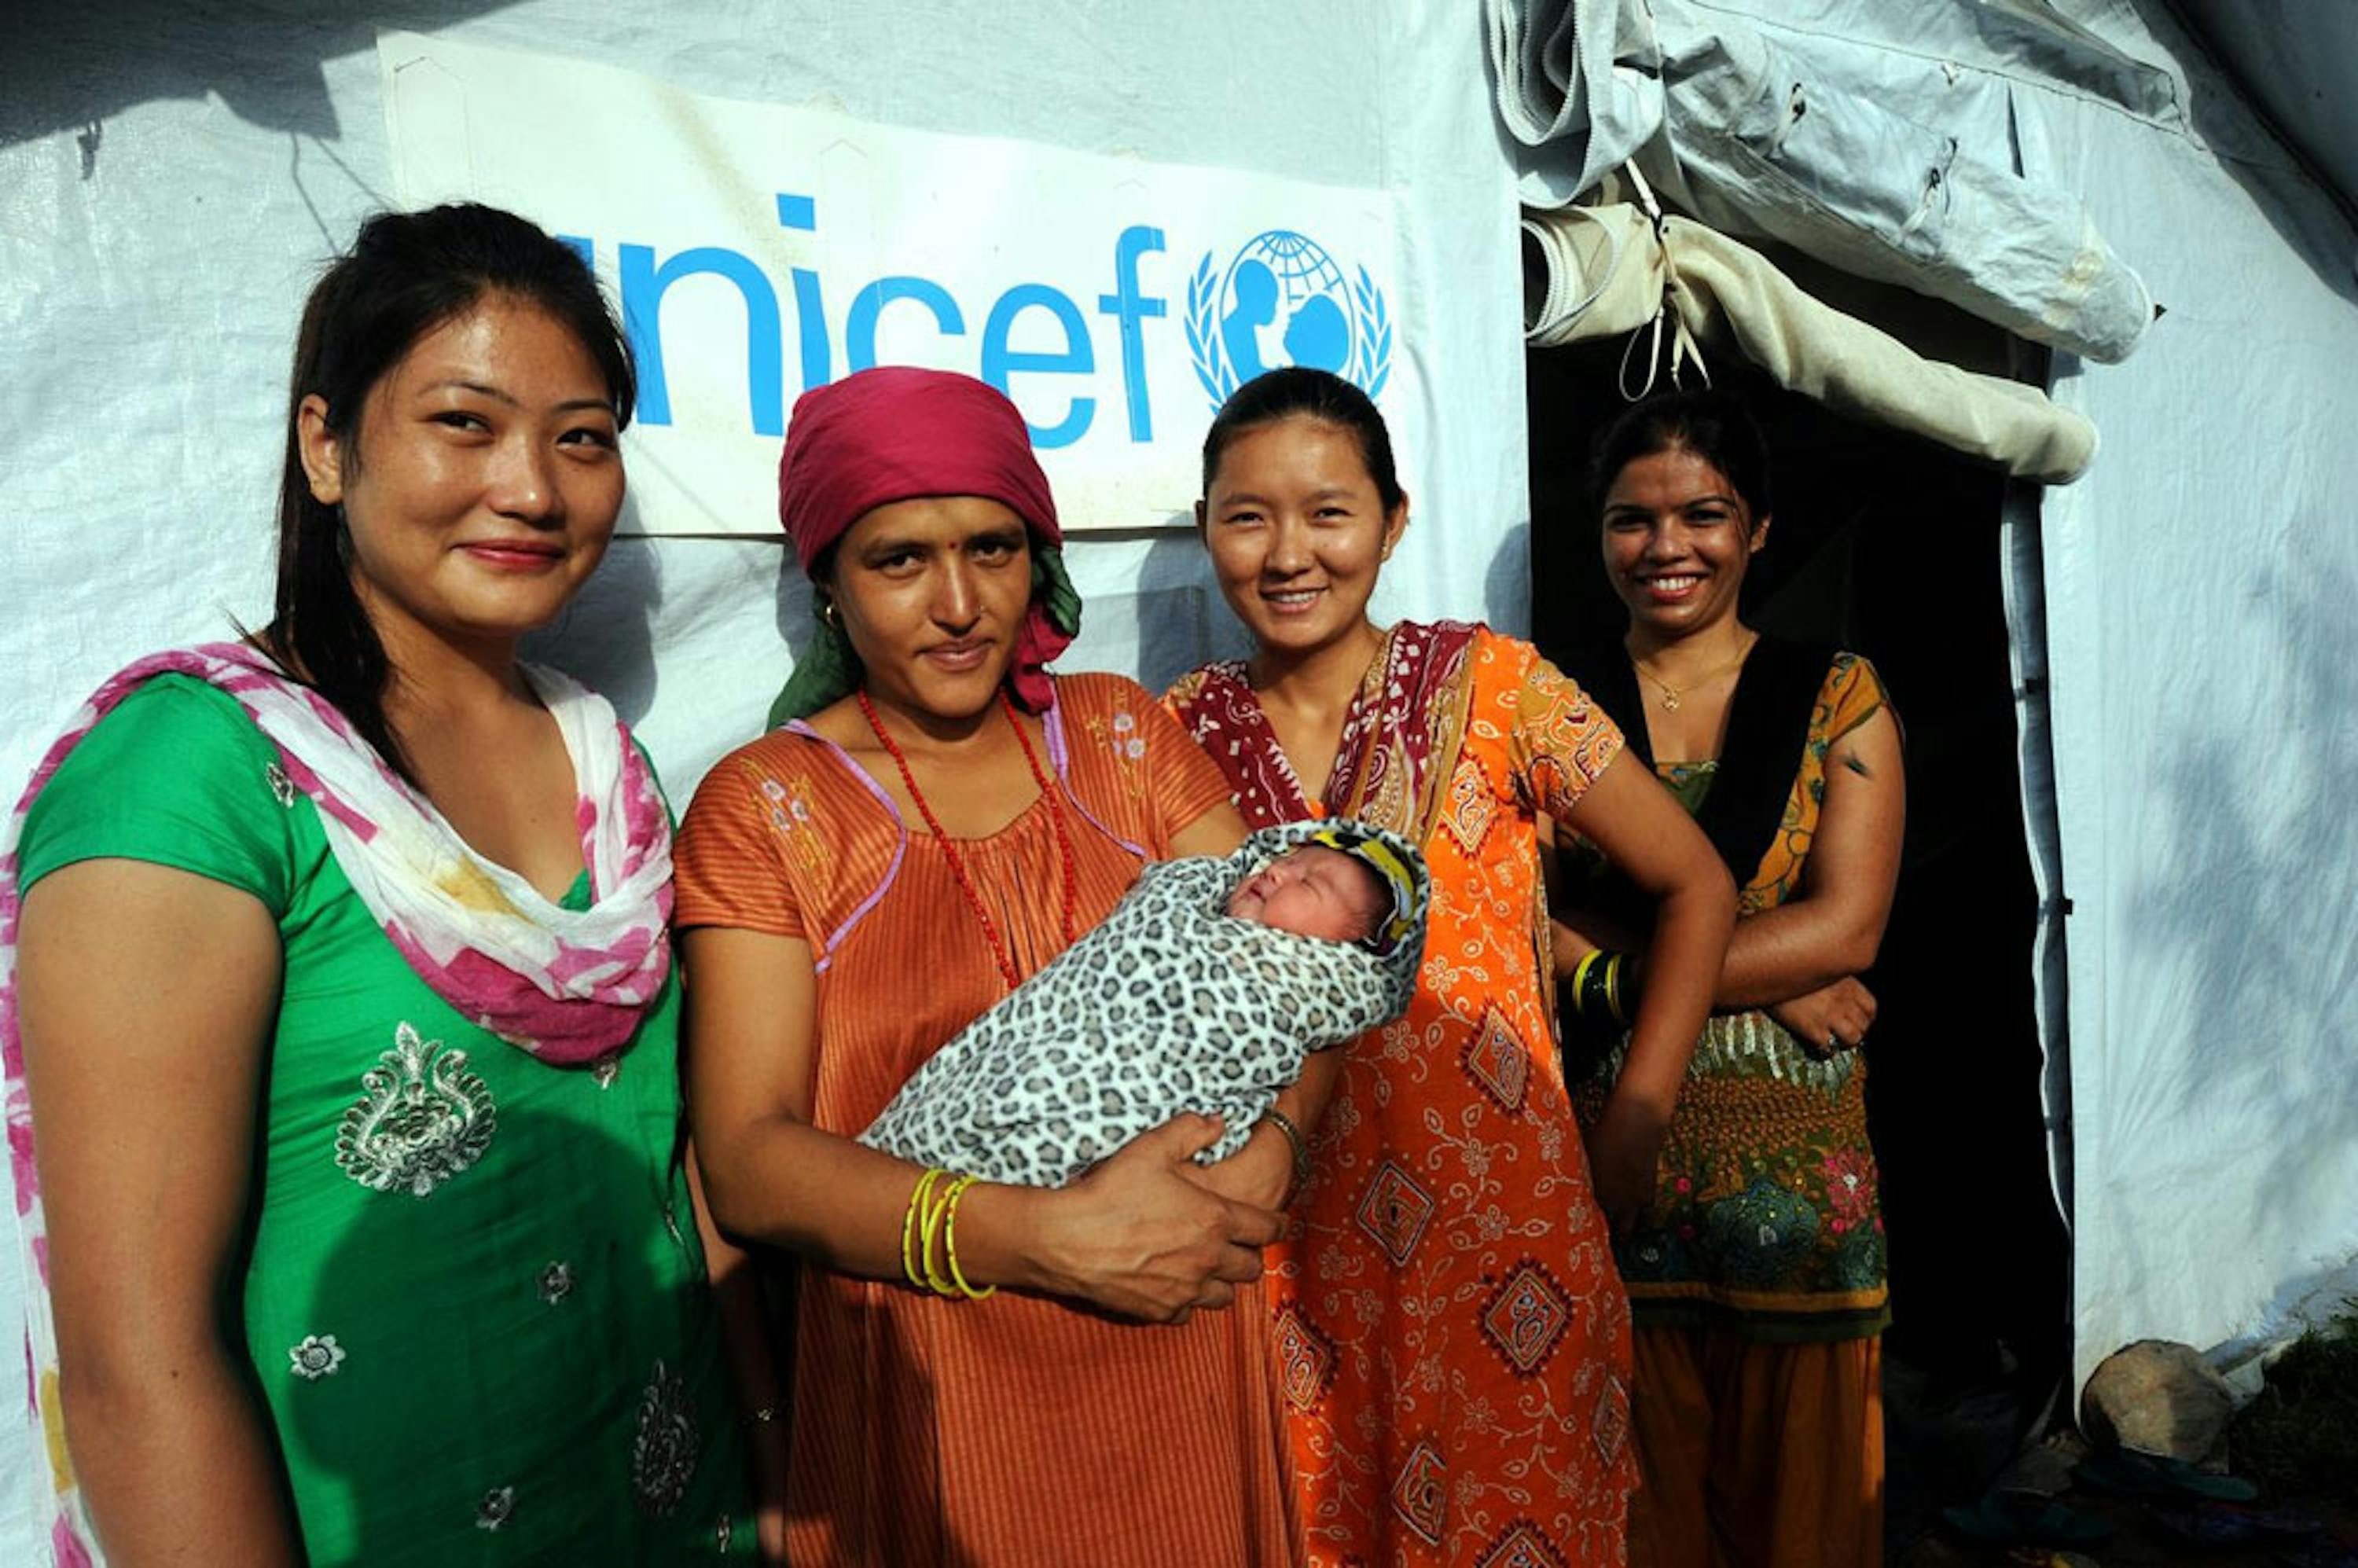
top-left (381, 31), bottom-right (1406, 534)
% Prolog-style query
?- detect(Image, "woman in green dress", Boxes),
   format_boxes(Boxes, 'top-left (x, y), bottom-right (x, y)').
top-left (3, 205), bottom-right (751, 1563)
top-left (1552, 390), bottom-right (1904, 1568)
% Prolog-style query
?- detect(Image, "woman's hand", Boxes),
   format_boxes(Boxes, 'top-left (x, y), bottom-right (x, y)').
top-left (1559, 751), bottom-right (1735, 1233)
top-left (1585, 1090), bottom-right (1670, 1239)
top-left (1034, 1114), bottom-right (1284, 1323)
top-left (688, 927), bottom-right (1282, 1320)
top-left (681, 1146), bottom-right (792, 1566)
top-left (1178, 1120), bottom-right (1295, 1213)
top-left (750, 1428), bottom-right (791, 1566)
top-left (1769, 976), bottom-right (1878, 1059)
top-left (1173, 1053), bottom-right (1338, 1214)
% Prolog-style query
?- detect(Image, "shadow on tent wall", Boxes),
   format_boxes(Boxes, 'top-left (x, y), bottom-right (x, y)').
top-left (1522, 284), bottom-right (2073, 1552)
top-left (0, 0), bottom-right (532, 153)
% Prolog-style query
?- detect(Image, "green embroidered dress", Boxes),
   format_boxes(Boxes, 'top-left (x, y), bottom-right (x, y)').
top-left (1574, 654), bottom-right (1893, 1342)
top-left (20, 677), bottom-right (750, 1563)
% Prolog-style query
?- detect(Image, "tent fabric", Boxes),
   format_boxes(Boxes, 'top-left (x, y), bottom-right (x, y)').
top-left (1487, 0), bottom-right (2157, 362)
top-left (1522, 202), bottom-right (2099, 482)
top-left (1508, 0), bottom-right (2358, 1405)
top-left (1484, 0), bottom-right (1662, 205)
top-left (2015, 0), bottom-right (2358, 1397)
top-left (2178, 2), bottom-right (2358, 226)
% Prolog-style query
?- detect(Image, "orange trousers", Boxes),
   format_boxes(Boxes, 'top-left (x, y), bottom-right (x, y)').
top-left (1626, 1328), bottom-right (1883, 1568)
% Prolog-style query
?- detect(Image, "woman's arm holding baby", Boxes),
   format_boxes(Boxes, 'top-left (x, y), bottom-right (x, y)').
top-left (1190, 1058), bottom-right (1338, 1213)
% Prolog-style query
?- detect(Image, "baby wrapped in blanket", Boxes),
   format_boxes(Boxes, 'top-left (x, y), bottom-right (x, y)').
top-left (859, 819), bottom-right (1429, 1187)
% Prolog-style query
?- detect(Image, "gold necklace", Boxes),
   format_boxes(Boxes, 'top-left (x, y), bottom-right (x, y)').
top-left (1632, 635), bottom-right (1755, 712)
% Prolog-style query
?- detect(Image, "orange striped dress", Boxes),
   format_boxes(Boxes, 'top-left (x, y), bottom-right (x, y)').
top-left (674, 673), bottom-right (1297, 1566)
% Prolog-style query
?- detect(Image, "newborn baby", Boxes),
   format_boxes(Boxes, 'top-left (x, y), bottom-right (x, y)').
top-left (858, 819), bottom-right (1428, 1188)
top-left (1222, 841), bottom-right (1393, 944)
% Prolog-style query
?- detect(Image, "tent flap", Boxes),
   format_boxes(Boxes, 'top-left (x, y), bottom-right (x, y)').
top-left (1524, 202), bottom-right (2099, 483)
top-left (1485, 0), bottom-right (1663, 205)
top-left (1490, 0), bottom-right (2155, 363)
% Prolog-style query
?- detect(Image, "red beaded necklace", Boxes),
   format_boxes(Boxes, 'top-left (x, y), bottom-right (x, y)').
top-left (856, 687), bottom-right (1080, 991)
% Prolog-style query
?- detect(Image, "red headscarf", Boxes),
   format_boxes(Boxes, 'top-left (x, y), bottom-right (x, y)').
top-left (777, 367), bottom-right (1075, 714)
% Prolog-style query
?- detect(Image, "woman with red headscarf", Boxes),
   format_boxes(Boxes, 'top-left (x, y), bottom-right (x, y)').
top-left (675, 367), bottom-right (1313, 1565)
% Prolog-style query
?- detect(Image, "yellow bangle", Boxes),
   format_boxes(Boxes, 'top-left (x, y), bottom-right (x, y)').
top-left (921, 1174), bottom-right (971, 1296)
top-left (902, 1167), bottom-right (946, 1291)
top-left (1570, 949), bottom-right (1600, 1009)
top-left (942, 1175), bottom-right (996, 1300)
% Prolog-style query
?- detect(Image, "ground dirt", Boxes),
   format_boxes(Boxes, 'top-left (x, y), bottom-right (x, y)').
top-left (1900, 1313), bottom-right (2358, 1568)
top-left (1899, 1479), bottom-right (2358, 1566)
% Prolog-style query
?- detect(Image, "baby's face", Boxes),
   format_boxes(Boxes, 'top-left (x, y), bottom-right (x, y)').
top-left (1225, 845), bottom-right (1387, 944)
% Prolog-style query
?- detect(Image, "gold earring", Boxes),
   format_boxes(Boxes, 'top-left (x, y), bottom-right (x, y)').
top-left (817, 597), bottom-right (840, 632)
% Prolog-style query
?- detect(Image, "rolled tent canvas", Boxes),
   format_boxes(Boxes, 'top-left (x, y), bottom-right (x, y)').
top-left (1519, 201), bottom-right (2099, 481)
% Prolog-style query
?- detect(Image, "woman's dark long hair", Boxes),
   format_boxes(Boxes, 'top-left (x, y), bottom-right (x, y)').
top-left (1584, 387), bottom-right (1772, 522)
top-left (1199, 366), bottom-right (1405, 513)
top-left (265, 203), bottom-right (636, 781)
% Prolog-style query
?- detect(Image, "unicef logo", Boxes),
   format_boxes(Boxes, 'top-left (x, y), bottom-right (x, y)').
top-left (1185, 230), bottom-right (1394, 409)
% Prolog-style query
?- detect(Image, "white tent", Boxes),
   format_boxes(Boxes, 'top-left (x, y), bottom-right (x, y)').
top-left (4, 1), bottom-right (2356, 1559)
top-left (1497, 0), bottom-right (2358, 1402)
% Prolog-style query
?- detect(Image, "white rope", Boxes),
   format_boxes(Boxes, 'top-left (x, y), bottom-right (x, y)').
top-left (1614, 160), bottom-right (1710, 398)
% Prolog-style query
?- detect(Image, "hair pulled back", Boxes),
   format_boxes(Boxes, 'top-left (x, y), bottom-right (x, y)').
top-left (1199, 367), bottom-right (1405, 514)
top-left (1585, 388), bottom-right (1771, 523)
top-left (266, 202), bottom-right (636, 778)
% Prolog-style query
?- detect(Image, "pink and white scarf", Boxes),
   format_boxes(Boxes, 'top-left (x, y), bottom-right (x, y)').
top-left (0, 642), bottom-right (674, 1562)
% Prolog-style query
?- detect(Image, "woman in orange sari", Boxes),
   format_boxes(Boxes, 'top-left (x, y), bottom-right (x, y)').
top-left (1166, 368), bottom-right (1736, 1566)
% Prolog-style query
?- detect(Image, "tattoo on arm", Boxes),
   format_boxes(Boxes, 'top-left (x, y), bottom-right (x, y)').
top-left (1840, 751), bottom-right (1874, 779)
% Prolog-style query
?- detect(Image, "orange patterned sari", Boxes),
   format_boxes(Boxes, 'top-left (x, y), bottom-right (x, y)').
top-left (1169, 622), bottom-right (1639, 1567)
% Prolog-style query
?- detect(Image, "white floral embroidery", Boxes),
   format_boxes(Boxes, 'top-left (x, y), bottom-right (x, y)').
top-left (263, 760), bottom-right (297, 807)
top-left (714, 1514), bottom-right (734, 1553)
top-left (538, 1261), bottom-right (575, 1305)
top-left (591, 1054), bottom-right (621, 1090)
top-left (335, 1023), bottom-right (497, 1197)
top-left (631, 1360), bottom-right (699, 1517)
top-left (475, 1486), bottom-right (516, 1532)
top-left (289, 1334), bottom-right (345, 1380)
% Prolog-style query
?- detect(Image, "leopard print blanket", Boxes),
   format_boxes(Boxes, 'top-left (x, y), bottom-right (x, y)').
top-left (858, 820), bottom-right (1428, 1187)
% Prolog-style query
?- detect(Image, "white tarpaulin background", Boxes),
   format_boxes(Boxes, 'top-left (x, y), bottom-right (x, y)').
top-left (1491, 0), bottom-right (2358, 1399)
top-left (0, 4), bottom-right (1522, 1556)
top-left (2017, 2), bottom-right (2358, 1390)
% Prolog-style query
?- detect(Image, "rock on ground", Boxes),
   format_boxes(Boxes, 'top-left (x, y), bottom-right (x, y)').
top-left (2081, 1338), bottom-right (2237, 1463)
